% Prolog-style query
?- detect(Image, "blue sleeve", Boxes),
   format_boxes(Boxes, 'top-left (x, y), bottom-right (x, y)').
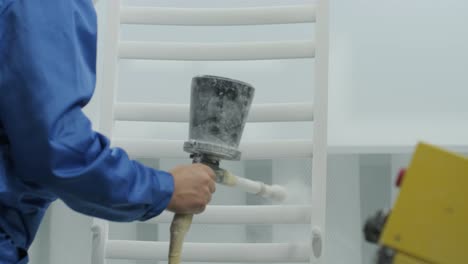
top-left (0, 0), bottom-right (174, 222)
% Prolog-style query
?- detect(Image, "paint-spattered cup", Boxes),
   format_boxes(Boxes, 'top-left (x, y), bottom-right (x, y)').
top-left (184, 75), bottom-right (255, 160)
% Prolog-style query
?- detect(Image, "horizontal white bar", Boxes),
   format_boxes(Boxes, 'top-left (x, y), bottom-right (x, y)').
top-left (119, 41), bottom-right (315, 61)
top-left (106, 240), bottom-right (310, 262)
top-left (327, 144), bottom-right (468, 154)
top-left (120, 5), bottom-right (316, 25)
top-left (145, 205), bottom-right (311, 224)
top-left (114, 103), bottom-right (314, 122)
top-left (112, 139), bottom-right (313, 159)
top-left (115, 103), bottom-right (188, 122)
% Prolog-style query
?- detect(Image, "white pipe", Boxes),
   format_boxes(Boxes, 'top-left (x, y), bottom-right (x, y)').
top-left (91, 219), bottom-right (108, 264)
top-left (114, 103), bottom-right (314, 122)
top-left (106, 240), bottom-right (310, 262)
top-left (310, 0), bottom-right (330, 262)
top-left (248, 103), bottom-right (314, 122)
top-left (111, 139), bottom-right (314, 159)
top-left (115, 103), bottom-right (188, 122)
top-left (119, 41), bottom-right (315, 61)
top-left (240, 140), bottom-right (314, 159)
top-left (120, 5), bottom-right (316, 25)
top-left (112, 139), bottom-right (183, 159)
top-left (146, 205), bottom-right (311, 224)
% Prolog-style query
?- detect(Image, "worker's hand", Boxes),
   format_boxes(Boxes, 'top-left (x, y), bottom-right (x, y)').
top-left (167, 164), bottom-right (216, 214)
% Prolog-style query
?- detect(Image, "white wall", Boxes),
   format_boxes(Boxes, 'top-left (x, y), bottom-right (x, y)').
top-left (112, 0), bottom-right (468, 151)
top-left (28, 0), bottom-right (468, 264)
top-left (329, 0), bottom-right (468, 150)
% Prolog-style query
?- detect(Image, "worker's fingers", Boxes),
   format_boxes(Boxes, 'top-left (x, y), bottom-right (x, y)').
top-left (208, 179), bottom-right (216, 194)
top-left (167, 163), bottom-right (218, 215)
top-left (197, 164), bottom-right (216, 181)
top-left (204, 186), bottom-right (213, 203)
top-left (195, 205), bottom-right (206, 214)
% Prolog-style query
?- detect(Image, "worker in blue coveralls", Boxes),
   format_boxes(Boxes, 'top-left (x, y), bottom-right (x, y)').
top-left (0, 1), bottom-right (216, 263)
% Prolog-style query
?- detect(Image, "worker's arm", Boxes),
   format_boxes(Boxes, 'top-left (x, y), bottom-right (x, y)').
top-left (0, 0), bottom-right (177, 222)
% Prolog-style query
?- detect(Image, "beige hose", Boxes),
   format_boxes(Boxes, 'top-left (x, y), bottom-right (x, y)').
top-left (168, 213), bottom-right (193, 264)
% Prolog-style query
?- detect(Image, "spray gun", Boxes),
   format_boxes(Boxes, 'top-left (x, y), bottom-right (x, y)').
top-left (168, 75), bottom-right (287, 264)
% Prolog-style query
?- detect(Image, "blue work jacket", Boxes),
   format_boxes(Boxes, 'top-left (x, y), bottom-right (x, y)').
top-left (0, 1), bottom-right (174, 262)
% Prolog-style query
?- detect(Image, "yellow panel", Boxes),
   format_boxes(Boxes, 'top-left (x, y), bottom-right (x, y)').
top-left (380, 143), bottom-right (468, 264)
top-left (394, 252), bottom-right (431, 264)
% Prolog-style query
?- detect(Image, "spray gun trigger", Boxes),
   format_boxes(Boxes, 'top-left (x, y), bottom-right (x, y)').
top-left (189, 153), bottom-right (228, 184)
